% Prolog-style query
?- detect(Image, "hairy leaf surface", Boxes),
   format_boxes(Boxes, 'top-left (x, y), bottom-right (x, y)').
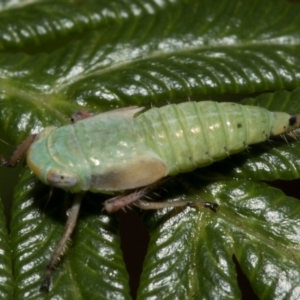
top-left (0, 0), bottom-right (300, 299)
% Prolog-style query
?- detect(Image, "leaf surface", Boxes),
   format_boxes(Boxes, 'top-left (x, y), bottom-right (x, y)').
top-left (0, 197), bottom-right (13, 299)
top-left (0, 0), bottom-right (300, 299)
top-left (138, 177), bottom-right (300, 299)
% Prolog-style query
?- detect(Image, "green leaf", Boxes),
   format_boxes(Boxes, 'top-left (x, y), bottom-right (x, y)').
top-left (11, 168), bottom-right (130, 299)
top-left (138, 176), bottom-right (300, 299)
top-left (0, 197), bottom-right (13, 299)
top-left (1, 0), bottom-right (300, 141)
top-left (0, 0), bottom-right (300, 299)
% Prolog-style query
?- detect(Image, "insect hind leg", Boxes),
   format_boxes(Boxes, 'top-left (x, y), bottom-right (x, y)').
top-left (104, 179), bottom-right (218, 213)
top-left (134, 199), bottom-right (219, 212)
top-left (104, 189), bottom-right (148, 213)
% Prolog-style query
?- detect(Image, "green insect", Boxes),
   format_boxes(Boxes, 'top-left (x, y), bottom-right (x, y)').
top-left (1, 100), bottom-right (300, 292)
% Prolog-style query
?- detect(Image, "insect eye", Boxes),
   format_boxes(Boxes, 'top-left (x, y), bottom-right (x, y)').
top-left (47, 169), bottom-right (78, 189)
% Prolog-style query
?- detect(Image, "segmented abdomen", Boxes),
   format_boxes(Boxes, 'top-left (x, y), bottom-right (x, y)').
top-left (134, 101), bottom-right (276, 175)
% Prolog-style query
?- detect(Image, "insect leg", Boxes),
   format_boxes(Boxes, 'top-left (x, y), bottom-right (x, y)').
top-left (134, 199), bottom-right (219, 212)
top-left (104, 189), bottom-right (147, 213)
top-left (104, 179), bottom-right (171, 213)
top-left (40, 192), bottom-right (85, 292)
top-left (0, 134), bottom-right (36, 167)
top-left (104, 180), bottom-right (218, 213)
top-left (70, 111), bottom-right (94, 123)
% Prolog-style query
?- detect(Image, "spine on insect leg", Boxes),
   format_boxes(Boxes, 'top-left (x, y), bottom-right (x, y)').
top-left (134, 101), bottom-right (300, 176)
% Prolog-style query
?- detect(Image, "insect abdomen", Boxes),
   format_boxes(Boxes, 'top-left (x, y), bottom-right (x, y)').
top-left (134, 101), bottom-right (290, 175)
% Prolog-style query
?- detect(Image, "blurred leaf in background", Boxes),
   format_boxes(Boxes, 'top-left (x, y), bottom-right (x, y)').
top-left (1, 0), bottom-right (300, 299)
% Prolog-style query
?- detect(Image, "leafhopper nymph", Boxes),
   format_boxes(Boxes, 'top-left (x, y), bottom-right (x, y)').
top-left (2, 101), bottom-right (300, 291)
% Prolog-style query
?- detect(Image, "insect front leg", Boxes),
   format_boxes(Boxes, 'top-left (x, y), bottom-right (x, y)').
top-left (0, 134), bottom-right (36, 167)
top-left (40, 192), bottom-right (85, 292)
